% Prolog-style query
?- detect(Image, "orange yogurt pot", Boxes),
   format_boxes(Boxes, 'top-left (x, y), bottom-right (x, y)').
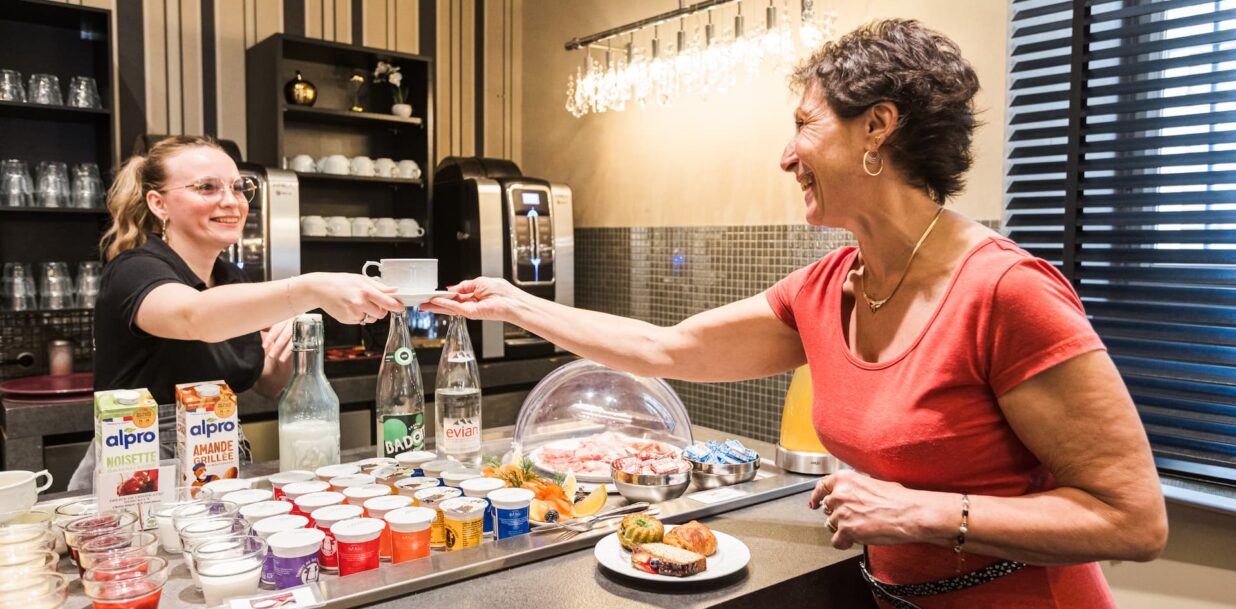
top-left (362, 496), bottom-right (413, 560)
top-left (383, 507), bottom-right (435, 564)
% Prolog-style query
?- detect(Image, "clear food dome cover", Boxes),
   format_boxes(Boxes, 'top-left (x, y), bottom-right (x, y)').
top-left (510, 360), bottom-right (693, 482)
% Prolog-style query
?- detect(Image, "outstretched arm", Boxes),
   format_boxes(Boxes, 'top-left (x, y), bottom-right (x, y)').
top-left (422, 277), bottom-right (805, 382)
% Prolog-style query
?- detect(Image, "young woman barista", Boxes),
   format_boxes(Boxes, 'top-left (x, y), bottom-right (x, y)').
top-left (68, 136), bottom-right (403, 490)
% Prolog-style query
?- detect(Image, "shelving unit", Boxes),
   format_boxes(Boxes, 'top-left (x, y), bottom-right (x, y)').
top-left (283, 105), bottom-right (424, 128)
top-left (302, 236), bottom-right (424, 245)
top-left (0, 0), bottom-right (114, 380)
top-left (0, 99), bottom-right (111, 123)
top-left (295, 172), bottom-right (422, 187)
top-left (0, 207), bottom-right (109, 216)
top-left (246, 34), bottom-right (434, 351)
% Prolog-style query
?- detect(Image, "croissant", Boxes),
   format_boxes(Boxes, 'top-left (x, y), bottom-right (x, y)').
top-left (663, 521), bottom-right (717, 556)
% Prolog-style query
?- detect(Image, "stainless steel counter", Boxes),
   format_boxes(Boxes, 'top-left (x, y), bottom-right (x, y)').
top-left (0, 354), bottom-right (575, 476)
top-left (42, 426), bottom-right (869, 609)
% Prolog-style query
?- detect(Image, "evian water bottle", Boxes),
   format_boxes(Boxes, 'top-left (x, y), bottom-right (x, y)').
top-left (435, 316), bottom-right (481, 466)
top-left (376, 308), bottom-right (426, 457)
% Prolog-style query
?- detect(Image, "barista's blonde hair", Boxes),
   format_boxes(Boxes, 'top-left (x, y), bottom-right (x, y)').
top-left (100, 135), bottom-right (226, 261)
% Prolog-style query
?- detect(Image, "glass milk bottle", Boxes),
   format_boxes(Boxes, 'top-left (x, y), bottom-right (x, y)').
top-left (376, 308), bottom-right (426, 457)
top-left (434, 316), bottom-right (482, 466)
top-left (278, 313), bottom-right (341, 470)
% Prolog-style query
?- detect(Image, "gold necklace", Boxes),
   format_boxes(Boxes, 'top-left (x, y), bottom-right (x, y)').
top-left (860, 206), bottom-right (945, 314)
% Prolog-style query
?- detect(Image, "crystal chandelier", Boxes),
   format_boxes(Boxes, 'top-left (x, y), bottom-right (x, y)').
top-left (563, 0), bottom-right (839, 118)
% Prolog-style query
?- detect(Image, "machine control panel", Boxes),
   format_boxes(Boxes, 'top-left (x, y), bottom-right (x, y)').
top-left (506, 183), bottom-right (555, 286)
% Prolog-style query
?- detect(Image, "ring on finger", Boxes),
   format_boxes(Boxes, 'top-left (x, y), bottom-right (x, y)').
top-left (823, 506), bottom-right (832, 516)
top-left (361, 313), bottom-right (371, 324)
top-left (826, 520), bottom-right (838, 533)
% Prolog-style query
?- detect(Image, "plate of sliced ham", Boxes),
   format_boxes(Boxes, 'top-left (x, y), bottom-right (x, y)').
top-left (528, 431), bottom-right (684, 483)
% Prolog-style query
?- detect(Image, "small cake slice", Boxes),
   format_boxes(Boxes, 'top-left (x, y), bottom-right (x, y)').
top-left (618, 514), bottom-right (664, 551)
top-left (631, 543), bottom-right (708, 577)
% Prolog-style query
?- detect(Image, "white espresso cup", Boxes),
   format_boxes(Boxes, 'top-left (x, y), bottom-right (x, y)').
top-left (374, 158), bottom-right (396, 177)
top-left (397, 218), bottom-right (425, 238)
top-left (351, 217), bottom-right (375, 237)
top-left (397, 160), bottom-right (421, 180)
top-left (350, 156), bottom-right (375, 177)
top-left (362, 259), bottom-right (437, 293)
top-left (290, 154), bottom-right (316, 173)
top-left (0, 470), bottom-right (53, 520)
top-left (301, 215), bottom-right (327, 236)
top-left (322, 155), bottom-right (350, 175)
top-left (373, 217), bottom-right (398, 237)
top-left (325, 216), bottom-right (351, 237)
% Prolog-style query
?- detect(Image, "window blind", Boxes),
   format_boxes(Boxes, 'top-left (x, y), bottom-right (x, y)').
top-left (1006, 0), bottom-right (1236, 484)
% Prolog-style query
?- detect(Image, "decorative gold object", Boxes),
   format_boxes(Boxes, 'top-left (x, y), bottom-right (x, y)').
top-left (348, 74), bottom-right (366, 112)
top-left (284, 70), bottom-right (317, 106)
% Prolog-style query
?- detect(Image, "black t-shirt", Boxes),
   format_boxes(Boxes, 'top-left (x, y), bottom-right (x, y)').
top-left (93, 234), bottom-right (264, 404)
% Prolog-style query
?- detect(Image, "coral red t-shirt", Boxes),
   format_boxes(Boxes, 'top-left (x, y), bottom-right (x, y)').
top-left (765, 237), bottom-right (1115, 608)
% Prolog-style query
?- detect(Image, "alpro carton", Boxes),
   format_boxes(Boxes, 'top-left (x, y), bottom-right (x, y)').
top-left (176, 380), bottom-right (240, 490)
top-left (94, 388), bottom-right (171, 529)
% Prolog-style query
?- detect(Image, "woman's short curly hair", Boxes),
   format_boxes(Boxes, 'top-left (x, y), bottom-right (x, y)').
top-left (791, 19), bottom-right (981, 204)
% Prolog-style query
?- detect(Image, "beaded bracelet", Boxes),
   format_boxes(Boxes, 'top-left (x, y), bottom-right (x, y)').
top-left (953, 493), bottom-right (970, 572)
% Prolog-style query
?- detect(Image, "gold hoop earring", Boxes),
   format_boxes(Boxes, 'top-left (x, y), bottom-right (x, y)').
top-left (863, 150), bottom-right (883, 177)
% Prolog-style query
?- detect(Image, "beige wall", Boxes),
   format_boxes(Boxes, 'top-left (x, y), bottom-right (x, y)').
top-left (519, 0), bottom-right (1008, 228)
top-left (1104, 502), bottom-right (1236, 609)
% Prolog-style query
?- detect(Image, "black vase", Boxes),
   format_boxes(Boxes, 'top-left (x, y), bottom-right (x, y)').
top-left (284, 71), bottom-right (317, 106)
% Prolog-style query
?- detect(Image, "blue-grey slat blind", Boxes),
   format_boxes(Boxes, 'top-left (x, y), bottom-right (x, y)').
top-left (1006, 0), bottom-right (1236, 484)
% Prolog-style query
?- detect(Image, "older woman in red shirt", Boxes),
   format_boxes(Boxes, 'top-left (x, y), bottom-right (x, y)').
top-left (424, 19), bottom-right (1167, 608)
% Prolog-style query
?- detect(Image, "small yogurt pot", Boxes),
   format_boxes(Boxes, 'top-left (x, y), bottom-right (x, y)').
top-left (353, 458), bottom-right (398, 472)
top-left (267, 527), bottom-right (326, 589)
top-left (315, 464), bottom-right (361, 481)
top-left (370, 465), bottom-right (406, 490)
top-left (223, 488), bottom-right (274, 508)
top-left (442, 469), bottom-right (483, 488)
top-left (363, 495), bottom-right (414, 560)
top-left (460, 477), bottom-right (505, 537)
top-left (329, 474), bottom-right (377, 492)
top-left (413, 487), bottom-right (462, 548)
top-left (488, 487), bottom-right (534, 540)
top-left (280, 481), bottom-right (331, 512)
top-left (394, 477), bottom-right (440, 500)
top-left (384, 507), bottom-right (436, 563)
top-left (294, 492), bottom-right (346, 523)
top-left (330, 518), bottom-right (385, 576)
top-left (239, 501), bottom-right (293, 525)
top-left (343, 484), bottom-right (391, 508)
top-left (440, 497), bottom-right (488, 551)
top-left (395, 451), bottom-right (437, 476)
top-left (203, 478), bottom-right (253, 496)
top-left (250, 514), bottom-right (308, 588)
top-left (421, 459), bottom-right (467, 481)
top-left (310, 504), bottom-right (364, 572)
top-left (268, 471), bottom-right (316, 500)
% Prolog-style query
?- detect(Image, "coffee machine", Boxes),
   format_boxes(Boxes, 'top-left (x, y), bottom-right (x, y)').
top-left (433, 157), bottom-right (574, 360)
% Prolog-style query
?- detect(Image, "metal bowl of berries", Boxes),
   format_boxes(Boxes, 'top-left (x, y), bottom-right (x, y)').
top-left (686, 457), bottom-right (760, 490)
top-left (610, 458), bottom-right (691, 503)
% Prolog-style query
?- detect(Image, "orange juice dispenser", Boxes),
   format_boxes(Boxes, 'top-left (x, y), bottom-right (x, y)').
top-left (776, 366), bottom-right (840, 474)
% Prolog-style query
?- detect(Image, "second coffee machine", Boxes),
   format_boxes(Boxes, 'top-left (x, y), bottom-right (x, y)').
top-left (433, 157), bottom-right (574, 360)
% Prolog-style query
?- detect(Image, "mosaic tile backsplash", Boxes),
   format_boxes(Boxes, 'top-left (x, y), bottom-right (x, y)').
top-left (574, 221), bottom-right (1001, 444)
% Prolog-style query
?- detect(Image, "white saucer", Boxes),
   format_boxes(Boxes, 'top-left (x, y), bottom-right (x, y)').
top-left (594, 524), bottom-right (750, 582)
top-left (395, 290), bottom-right (451, 307)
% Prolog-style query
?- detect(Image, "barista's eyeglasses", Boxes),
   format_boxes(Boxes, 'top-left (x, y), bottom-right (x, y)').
top-left (163, 177), bottom-right (257, 203)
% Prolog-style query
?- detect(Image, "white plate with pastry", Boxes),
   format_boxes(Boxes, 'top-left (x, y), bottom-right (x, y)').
top-left (594, 521), bottom-right (750, 582)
